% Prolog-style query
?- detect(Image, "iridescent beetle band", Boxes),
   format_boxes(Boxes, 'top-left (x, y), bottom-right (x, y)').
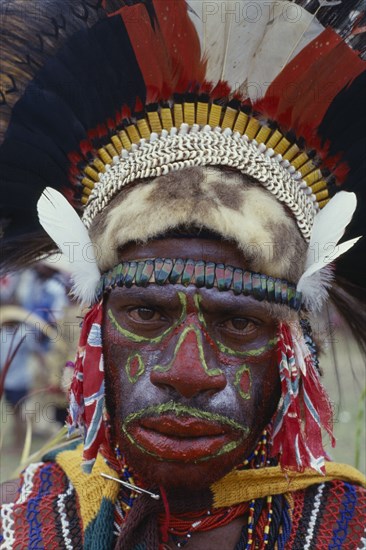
top-left (96, 258), bottom-right (302, 310)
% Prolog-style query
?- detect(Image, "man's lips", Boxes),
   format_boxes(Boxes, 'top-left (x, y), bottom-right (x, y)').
top-left (126, 414), bottom-right (242, 462)
top-left (140, 415), bottom-right (227, 437)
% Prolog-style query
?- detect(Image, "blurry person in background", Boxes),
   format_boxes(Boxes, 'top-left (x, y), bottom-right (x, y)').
top-left (0, 262), bottom-right (72, 449)
top-left (0, 319), bottom-right (42, 450)
top-left (17, 262), bottom-right (70, 331)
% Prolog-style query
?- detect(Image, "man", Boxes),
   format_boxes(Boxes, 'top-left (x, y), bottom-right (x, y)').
top-left (0, 1), bottom-right (365, 548)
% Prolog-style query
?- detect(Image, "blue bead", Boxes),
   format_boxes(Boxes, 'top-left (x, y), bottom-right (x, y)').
top-left (205, 262), bottom-right (216, 288)
top-left (194, 260), bottom-right (206, 287)
top-left (182, 259), bottom-right (195, 286)
top-left (124, 262), bottom-right (137, 287)
top-left (155, 259), bottom-right (173, 285)
top-left (243, 271), bottom-right (252, 295)
top-left (233, 268), bottom-right (243, 295)
top-left (216, 263), bottom-right (226, 291)
top-left (223, 266), bottom-right (234, 290)
top-left (274, 279), bottom-right (282, 303)
top-left (154, 258), bottom-right (165, 283)
top-left (169, 258), bottom-right (185, 283)
top-left (267, 277), bottom-right (275, 302)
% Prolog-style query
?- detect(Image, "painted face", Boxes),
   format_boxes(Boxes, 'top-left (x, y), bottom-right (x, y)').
top-left (103, 238), bottom-right (281, 491)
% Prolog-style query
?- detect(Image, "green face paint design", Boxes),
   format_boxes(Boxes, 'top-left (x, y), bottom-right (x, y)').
top-left (123, 401), bottom-right (247, 429)
top-left (108, 291), bottom-right (187, 344)
top-left (214, 337), bottom-right (277, 358)
top-left (194, 293), bottom-right (277, 358)
top-left (153, 324), bottom-right (223, 377)
top-left (234, 364), bottom-right (252, 400)
top-left (125, 353), bottom-right (145, 383)
top-left (109, 285), bottom-right (277, 421)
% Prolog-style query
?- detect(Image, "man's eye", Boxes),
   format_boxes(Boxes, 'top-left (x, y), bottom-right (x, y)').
top-left (223, 318), bottom-right (257, 333)
top-left (128, 307), bottom-right (161, 322)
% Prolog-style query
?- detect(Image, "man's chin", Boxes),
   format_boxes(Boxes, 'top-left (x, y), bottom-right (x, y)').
top-left (119, 438), bottom-right (246, 492)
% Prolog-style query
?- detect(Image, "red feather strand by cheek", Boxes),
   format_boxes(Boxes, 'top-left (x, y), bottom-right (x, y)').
top-left (67, 302), bottom-right (108, 473)
top-left (271, 323), bottom-right (335, 474)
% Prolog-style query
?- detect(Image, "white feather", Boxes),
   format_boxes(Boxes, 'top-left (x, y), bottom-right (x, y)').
top-left (37, 187), bottom-right (100, 305)
top-left (298, 266), bottom-right (334, 312)
top-left (186, 0), bottom-right (323, 99)
top-left (297, 191), bottom-right (361, 310)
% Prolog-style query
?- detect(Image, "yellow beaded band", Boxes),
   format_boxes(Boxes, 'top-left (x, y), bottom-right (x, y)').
top-left (80, 101), bottom-right (330, 214)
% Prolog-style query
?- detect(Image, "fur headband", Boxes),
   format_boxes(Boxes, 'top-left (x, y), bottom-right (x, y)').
top-left (89, 166), bottom-right (307, 282)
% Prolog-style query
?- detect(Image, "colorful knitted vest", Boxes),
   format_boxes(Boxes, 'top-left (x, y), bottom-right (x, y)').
top-left (1, 441), bottom-right (365, 549)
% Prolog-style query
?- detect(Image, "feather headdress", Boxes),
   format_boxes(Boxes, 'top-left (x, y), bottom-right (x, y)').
top-left (1, 0), bottom-right (365, 472)
top-left (1, 0), bottom-right (364, 318)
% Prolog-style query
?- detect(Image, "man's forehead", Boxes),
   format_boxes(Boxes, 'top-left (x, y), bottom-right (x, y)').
top-left (117, 236), bottom-right (247, 269)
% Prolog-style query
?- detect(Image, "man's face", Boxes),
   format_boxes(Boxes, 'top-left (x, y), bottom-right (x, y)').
top-left (103, 238), bottom-right (281, 491)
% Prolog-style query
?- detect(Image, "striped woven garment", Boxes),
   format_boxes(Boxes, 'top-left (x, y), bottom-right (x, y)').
top-left (1, 441), bottom-right (365, 549)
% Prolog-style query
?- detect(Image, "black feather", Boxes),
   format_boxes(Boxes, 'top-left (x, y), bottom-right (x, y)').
top-left (0, 231), bottom-right (56, 274)
top-left (1, 4), bottom-right (146, 269)
top-left (318, 71), bottom-right (366, 291)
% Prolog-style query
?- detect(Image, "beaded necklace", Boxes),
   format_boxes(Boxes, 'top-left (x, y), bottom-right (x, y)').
top-left (162, 503), bottom-right (249, 548)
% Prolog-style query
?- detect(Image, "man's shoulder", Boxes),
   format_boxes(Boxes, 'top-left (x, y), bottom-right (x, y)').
top-left (288, 478), bottom-right (366, 549)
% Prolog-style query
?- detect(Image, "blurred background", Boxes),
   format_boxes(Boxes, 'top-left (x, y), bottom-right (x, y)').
top-left (1, 266), bottom-right (365, 481)
top-left (0, 258), bottom-right (81, 481)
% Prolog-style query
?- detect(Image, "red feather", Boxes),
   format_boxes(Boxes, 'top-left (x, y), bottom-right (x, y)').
top-left (87, 128), bottom-right (99, 141)
top-left (121, 104), bottom-right (131, 120)
top-left (120, 3), bottom-right (171, 102)
top-left (134, 96), bottom-right (144, 114)
top-left (107, 118), bottom-right (115, 131)
top-left (333, 161), bottom-right (350, 184)
top-left (79, 139), bottom-right (93, 157)
top-left (114, 109), bottom-right (123, 128)
top-left (96, 124), bottom-right (108, 139)
top-left (210, 81), bottom-right (232, 101)
top-left (256, 28), bottom-right (365, 142)
top-left (152, 0), bottom-right (205, 94)
top-left (68, 151), bottom-right (83, 165)
top-left (199, 81), bottom-right (214, 95)
top-left (118, 1), bottom-right (204, 103)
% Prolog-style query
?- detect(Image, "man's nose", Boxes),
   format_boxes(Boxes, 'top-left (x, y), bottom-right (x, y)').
top-left (150, 326), bottom-right (227, 398)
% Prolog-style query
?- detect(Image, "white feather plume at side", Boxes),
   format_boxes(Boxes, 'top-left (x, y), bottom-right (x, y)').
top-left (297, 191), bottom-right (361, 310)
top-left (37, 187), bottom-right (100, 305)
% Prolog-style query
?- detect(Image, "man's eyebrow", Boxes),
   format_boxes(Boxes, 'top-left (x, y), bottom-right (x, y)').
top-left (198, 292), bottom-right (294, 322)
